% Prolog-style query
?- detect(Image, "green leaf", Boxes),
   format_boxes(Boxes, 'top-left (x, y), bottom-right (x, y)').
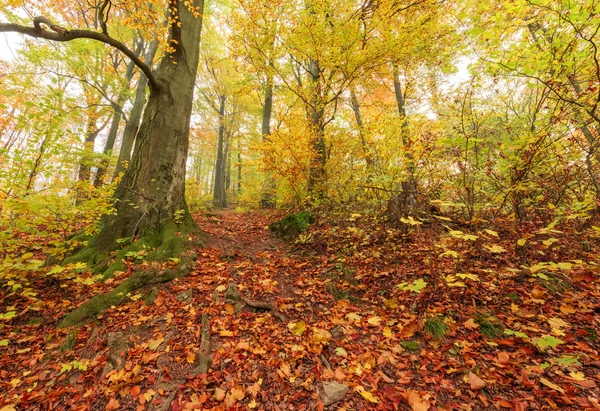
top-left (0, 311), bottom-right (17, 320)
top-left (504, 329), bottom-right (528, 338)
top-left (0, 339), bottom-right (8, 346)
top-left (335, 347), bottom-right (348, 357)
top-left (533, 335), bottom-right (564, 350)
top-left (555, 356), bottom-right (580, 367)
top-left (397, 279), bottom-right (427, 293)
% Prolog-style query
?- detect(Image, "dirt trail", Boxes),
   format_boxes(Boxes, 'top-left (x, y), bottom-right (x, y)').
top-left (3, 210), bottom-right (600, 410)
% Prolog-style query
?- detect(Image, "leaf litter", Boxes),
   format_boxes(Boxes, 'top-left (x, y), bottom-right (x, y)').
top-left (0, 210), bottom-right (600, 410)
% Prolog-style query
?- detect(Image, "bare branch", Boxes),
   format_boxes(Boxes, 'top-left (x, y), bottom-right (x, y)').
top-left (0, 16), bottom-right (160, 91)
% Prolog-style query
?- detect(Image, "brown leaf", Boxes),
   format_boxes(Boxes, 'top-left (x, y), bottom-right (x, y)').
top-left (406, 390), bottom-right (430, 411)
top-left (105, 398), bottom-right (120, 411)
top-left (496, 351), bottom-right (510, 365)
top-left (463, 318), bottom-right (479, 330)
top-left (130, 385), bottom-right (141, 397)
top-left (469, 373), bottom-right (486, 390)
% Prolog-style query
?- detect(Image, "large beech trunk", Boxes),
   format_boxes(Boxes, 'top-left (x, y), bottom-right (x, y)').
top-left (89, 0), bottom-right (204, 251)
top-left (58, 0), bottom-right (205, 327)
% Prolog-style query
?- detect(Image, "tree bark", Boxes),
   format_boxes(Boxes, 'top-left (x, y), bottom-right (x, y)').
top-left (72, 0), bottom-right (205, 255)
top-left (390, 64), bottom-right (418, 218)
top-left (260, 79), bottom-right (277, 208)
top-left (94, 42), bottom-right (143, 187)
top-left (306, 59), bottom-right (327, 194)
top-left (77, 109), bottom-right (102, 183)
top-left (349, 89), bottom-right (374, 168)
top-left (213, 95), bottom-right (228, 208)
top-left (113, 39), bottom-right (158, 180)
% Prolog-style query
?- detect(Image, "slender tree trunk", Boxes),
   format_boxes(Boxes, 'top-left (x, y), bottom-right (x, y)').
top-left (113, 39), bottom-right (158, 180)
top-left (260, 79), bottom-right (277, 208)
top-left (77, 110), bottom-right (101, 183)
top-left (93, 42), bottom-right (143, 187)
top-left (213, 95), bottom-right (227, 208)
top-left (306, 59), bottom-right (327, 194)
top-left (349, 89), bottom-right (373, 168)
top-left (237, 138), bottom-right (242, 194)
top-left (389, 64), bottom-right (417, 217)
top-left (225, 136), bottom-right (231, 192)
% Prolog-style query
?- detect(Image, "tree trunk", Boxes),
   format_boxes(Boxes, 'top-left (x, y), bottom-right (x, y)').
top-left (389, 64), bottom-right (418, 218)
top-left (349, 89), bottom-right (374, 168)
top-left (66, 0), bottom-right (204, 257)
top-left (213, 95), bottom-right (228, 208)
top-left (77, 109), bottom-right (102, 183)
top-left (113, 39), bottom-right (158, 180)
top-left (93, 42), bottom-right (142, 187)
top-left (237, 138), bottom-right (242, 194)
top-left (260, 79), bottom-right (277, 208)
top-left (306, 59), bottom-right (327, 194)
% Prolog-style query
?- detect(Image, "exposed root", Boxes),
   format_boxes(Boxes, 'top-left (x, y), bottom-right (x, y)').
top-left (58, 220), bottom-right (200, 328)
top-left (59, 261), bottom-right (193, 328)
top-left (196, 313), bottom-right (211, 374)
top-left (242, 295), bottom-right (288, 322)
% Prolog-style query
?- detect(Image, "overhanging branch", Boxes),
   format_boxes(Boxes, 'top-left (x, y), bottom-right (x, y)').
top-left (0, 16), bottom-right (160, 91)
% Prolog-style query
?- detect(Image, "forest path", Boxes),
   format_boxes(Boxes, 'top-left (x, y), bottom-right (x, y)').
top-left (2, 210), bottom-right (599, 410)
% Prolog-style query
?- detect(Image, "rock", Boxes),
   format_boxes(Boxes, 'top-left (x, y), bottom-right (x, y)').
top-left (176, 289), bottom-right (193, 303)
top-left (105, 332), bottom-right (129, 370)
top-left (321, 382), bottom-right (349, 406)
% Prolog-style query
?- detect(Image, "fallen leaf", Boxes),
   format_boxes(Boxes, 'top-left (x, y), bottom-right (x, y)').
top-left (213, 387), bottom-right (225, 401)
top-left (469, 373), bottom-right (486, 390)
top-left (569, 371), bottom-right (585, 381)
top-left (463, 319), bottom-right (479, 330)
top-left (540, 377), bottom-right (564, 393)
top-left (354, 385), bottom-right (379, 403)
top-left (224, 304), bottom-right (235, 314)
top-left (105, 398), bottom-right (120, 410)
top-left (312, 329), bottom-right (332, 345)
top-left (367, 316), bottom-right (381, 326)
top-left (288, 321), bottom-right (307, 336)
top-left (560, 304), bottom-right (576, 314)
top-left (497, 351), bottom-right (510, 364)
top-left (148, 337), bottom-right (164, 351)
top-left (406, 390), bottom-right (430, 411)
top-left (130, 385), bottom-right (141, 397)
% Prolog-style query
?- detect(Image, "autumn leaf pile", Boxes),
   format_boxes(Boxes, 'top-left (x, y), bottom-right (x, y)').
top-left (1, 210), bottom-right (600, 410)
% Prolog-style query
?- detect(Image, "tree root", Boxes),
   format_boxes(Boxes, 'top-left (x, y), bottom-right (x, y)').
top-left (59, 261), bottom-right (193, 328)
top-left (58, 217), bottom-right (200, 328)
top-left (196, 313), bottom-right (211, 374)
top-left (242, 295), bottom-right (287, 322)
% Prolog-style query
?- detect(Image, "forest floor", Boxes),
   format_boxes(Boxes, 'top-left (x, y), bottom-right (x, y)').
top-left (1, 209), bottom-right (600, 410)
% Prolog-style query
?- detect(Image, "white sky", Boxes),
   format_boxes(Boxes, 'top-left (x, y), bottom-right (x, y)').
top-left (0, 33), bottom-right (22, 61)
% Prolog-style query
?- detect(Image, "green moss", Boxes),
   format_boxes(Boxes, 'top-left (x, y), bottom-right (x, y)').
top-left (400, 340), bottom-right (421, 352)
top-left (269, 211), bottom-right (314, 238)
top-left (144, 287), bottom-right (159, 306)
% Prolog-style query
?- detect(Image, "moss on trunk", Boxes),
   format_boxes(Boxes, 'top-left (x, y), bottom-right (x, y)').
top-left (58, 217), bottom-right (200, 328)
